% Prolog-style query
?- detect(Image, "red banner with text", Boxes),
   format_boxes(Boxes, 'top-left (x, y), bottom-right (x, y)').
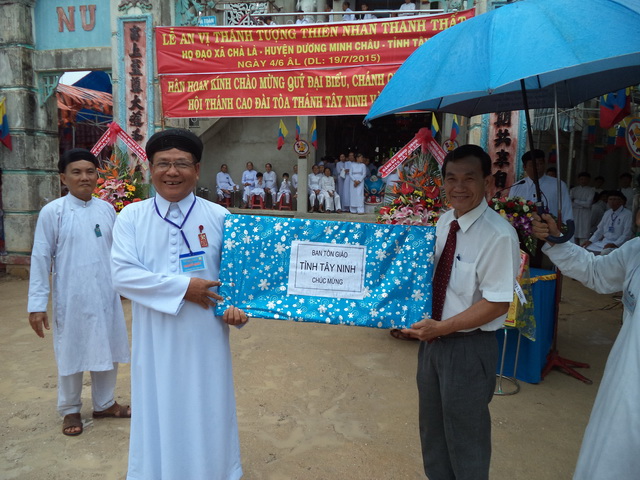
top-left (156, 10), bottom-right (474, 118)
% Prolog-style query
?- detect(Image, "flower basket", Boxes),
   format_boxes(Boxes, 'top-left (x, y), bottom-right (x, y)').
top-left (377, 152), bottom-right (444, 227)
top-left (93, 147), bottom-right (150, 212)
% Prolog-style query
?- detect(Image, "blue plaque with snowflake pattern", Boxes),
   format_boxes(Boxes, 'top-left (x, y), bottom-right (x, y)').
top-left (214, 214), bottom-right (436, 329)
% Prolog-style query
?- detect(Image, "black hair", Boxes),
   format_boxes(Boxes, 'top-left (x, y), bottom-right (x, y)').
top-left (521, 149), bottom-right (545, 166)
top-left (608, 190), bottom-right (627, 203)
top-left (58, 148), bottom-right (99, 173)
top-left (442, 144), bottom-right (492, 178)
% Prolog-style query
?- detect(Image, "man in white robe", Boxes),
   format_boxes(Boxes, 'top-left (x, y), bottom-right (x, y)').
top-left (509, 149), bottom-right (573, 224)
top-left (533, 213), bottom-right (640, 480)
top-left (28, 148), bottom-right (130, 436)
top-left (340, 152), bottom-right (354, 211)
top-left (263, 163), bottom-right (278, 207)
top-left (584, 190), bottom-right (632, 255)
top-left (241, 162), bottom-right (257, 207)
top-left (349, 153), bottom-right (367, 214)
top-left (570, 172), bottom-right (596, 245)
top-left (216, 163), bottom-right (238, 203)
top-left (308, 164), bottom-right (322, 211)
top-left (111, 129), bottom-right (248, 480)
top-left (319, 166), bottom-right (342, 212)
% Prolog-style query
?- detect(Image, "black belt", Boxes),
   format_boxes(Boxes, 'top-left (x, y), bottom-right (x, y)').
top-left (438, 329), bottom-right (494, 339)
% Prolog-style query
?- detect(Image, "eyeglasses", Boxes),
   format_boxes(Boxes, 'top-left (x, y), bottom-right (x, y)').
top-left (153, 161), bottom-right (195, 171)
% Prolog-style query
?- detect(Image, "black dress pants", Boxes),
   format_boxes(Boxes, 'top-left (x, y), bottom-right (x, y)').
top-left (417, 331), bottom-right (498, 480)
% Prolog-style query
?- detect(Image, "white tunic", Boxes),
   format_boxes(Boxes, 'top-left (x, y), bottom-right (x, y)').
top-left (341, 161), bottom-right (352, 208)
top-left (263, 170), bottom-right (278, 192)
top-left (319, 175), bottom-right (341, 211)
top-left (588, 206), bottom-right (633, 252)
top-left (349, 162), bottom-right (367, 210)
top-left (216, 172), bottom-right (237, 197)
top-left (509, 175), bottom-right (574, 222)
top-left (542, 239), bottom-right (640, 480)
top-left (28, 194), bottom-right (130, 376)
top-left (111, 194), bottom-right (242, 480)
top-left (570, 185), bottom-right (596, 239)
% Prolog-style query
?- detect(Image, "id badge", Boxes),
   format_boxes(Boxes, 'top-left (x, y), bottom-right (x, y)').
top-left (180, 251), bottom-right (207, 273)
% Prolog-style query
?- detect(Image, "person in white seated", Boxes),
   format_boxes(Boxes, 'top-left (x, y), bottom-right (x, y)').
top-left (398, 0), bottom-right (416, 16)
top-left (263, 163), bottom-right (278, 207)
top-left (583, 190), bottom-right (633, 255)
top-left (276, 172), bottom-right (292, 206)
top-left (359, 2), bottom-right (377, 20)
top-left (308, 164), bottom-right (322, 212)
top-left (241, 162), bottom-right (257, 207)
top-left (243, 172), bottom-right (265, 205)
top-left (216, 164), bottom-right (238, 203)
top-left (342, 1), bottom-right (356, 21)
top-left (319, 167), bottom-right (341, 213)
top-left (295, 10), bottom-right (309, 24)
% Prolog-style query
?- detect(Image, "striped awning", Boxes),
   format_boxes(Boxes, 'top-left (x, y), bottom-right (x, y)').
top-left (56, 83), bottom-right (113, 126)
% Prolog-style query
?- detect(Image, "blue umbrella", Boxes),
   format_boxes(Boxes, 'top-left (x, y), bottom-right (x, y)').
top-left (366, 0), bottom-right (640, 243)
top-left (365, 0), bottom-right (640, 120)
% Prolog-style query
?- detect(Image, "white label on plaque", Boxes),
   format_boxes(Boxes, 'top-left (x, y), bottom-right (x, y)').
top-left (288, 241), bottom-right (367, 299)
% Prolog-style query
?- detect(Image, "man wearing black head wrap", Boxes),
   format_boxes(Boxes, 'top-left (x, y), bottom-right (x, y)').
top-left (27, 148), bottom-right (131, 436)
top-left (111, 129), bottom-right (248, 480)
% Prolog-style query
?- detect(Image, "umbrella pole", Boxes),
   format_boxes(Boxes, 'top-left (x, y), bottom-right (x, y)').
top-left (541, 88), bottom-right (592, 385)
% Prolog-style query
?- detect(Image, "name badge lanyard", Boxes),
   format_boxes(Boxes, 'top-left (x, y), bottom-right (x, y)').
top-left (609, 211), bottom-right (620, 232)
top-left (154, 197), bottom-right (197, 254)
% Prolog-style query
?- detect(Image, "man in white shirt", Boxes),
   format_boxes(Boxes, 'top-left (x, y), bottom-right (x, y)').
top-left (216, 164), bottom-right (238, 204)
top-left (308, 164), bottom-right (323, 211)
top-left (263, 163), bottom-right (278, 207)
top-left (401, 145), bottom-right (519, 480)
top-left (584, 190), bottom-right (633, 254)
top-left (509, 149), bottom-right (574, 224)
top-left (28, 148), bottom-right (131, 436)
top-left (570, 172), bottom-right (596, 245)
top-left (398, 0), bottom-right (416, 16)
top-left (342, 1), bottom-right (356, 21)
top-left (111, 128), bottom-right (248, 480)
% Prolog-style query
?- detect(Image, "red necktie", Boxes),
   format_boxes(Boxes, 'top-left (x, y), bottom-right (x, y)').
top-left (431, 219), bottom-right (460, 321)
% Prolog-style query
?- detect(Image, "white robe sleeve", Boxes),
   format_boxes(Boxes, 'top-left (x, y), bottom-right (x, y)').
top-left (111, 206), bottom-right (191, 316)
top-left (28, 204), bottom-right (59, 313)
top-left (542, 239), bottom-right (634, 293)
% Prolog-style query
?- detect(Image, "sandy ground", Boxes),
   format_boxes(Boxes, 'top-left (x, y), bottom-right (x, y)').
top-left (0, 273), bottom-right (623, 480)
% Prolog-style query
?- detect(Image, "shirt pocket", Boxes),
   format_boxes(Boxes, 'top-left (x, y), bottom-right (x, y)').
top-left (449, 259), bottom-right (477, 300)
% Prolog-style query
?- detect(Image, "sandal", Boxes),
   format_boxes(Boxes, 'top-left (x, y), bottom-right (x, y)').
top-left (390, 328), bottom-right (418, 341)
top-left (62, 413), bottom-right (83, 436)
top-left (93, 401), bottom-right (131, 419)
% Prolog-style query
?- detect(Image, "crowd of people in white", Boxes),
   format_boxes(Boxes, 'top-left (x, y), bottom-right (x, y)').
top-left (507, 149), bottom-right (639, 256)
top-left (215, 151), bottom-right (386, 214)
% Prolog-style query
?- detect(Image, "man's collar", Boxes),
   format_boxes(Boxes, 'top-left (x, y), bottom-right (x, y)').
top-left (67, 193), bottom-right (93, 207)
top-left (454, 198), bottom-right (488, 233)
top-left (155, 193), bottom-right (195, 217)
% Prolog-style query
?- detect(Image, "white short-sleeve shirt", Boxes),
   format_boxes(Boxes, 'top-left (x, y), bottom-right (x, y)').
top-left (435, 199), bottom-right (520, 331)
